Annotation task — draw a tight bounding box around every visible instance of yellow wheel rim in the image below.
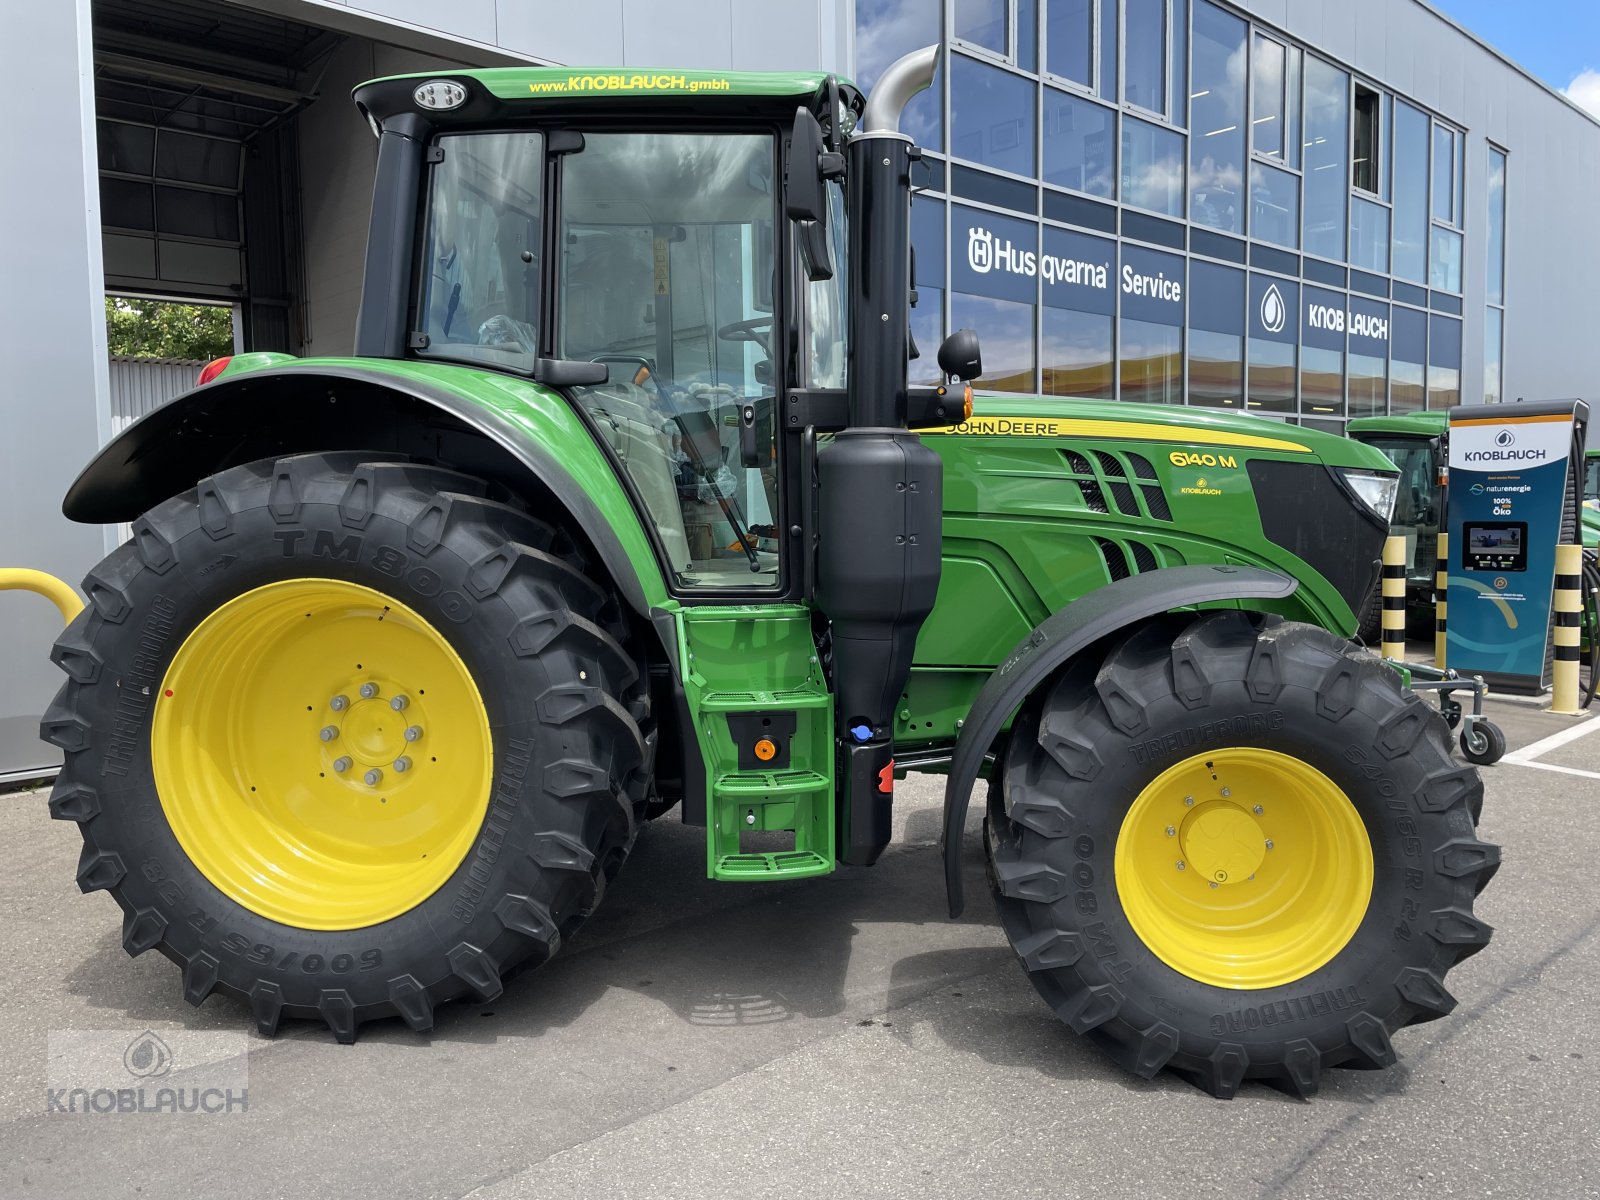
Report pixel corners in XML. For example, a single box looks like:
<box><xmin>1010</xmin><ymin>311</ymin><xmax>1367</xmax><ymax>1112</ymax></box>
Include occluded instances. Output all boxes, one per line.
<box><xmin>152</xmin><ymin>579</ymin><xmax>493</xmax><ymax>931</ymax></box>
<box><xmin>1114</xmin><ymin>748</ymin><xmax>1374</xmax><ymax>989</ymax></box>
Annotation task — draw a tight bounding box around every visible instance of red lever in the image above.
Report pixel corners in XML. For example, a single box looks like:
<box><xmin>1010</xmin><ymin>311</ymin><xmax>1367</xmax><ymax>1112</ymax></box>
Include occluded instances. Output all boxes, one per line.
<box><xmin>877</xmin><ymin>760</ymin><xmax>894</xmax><ymax>793</ymax></box>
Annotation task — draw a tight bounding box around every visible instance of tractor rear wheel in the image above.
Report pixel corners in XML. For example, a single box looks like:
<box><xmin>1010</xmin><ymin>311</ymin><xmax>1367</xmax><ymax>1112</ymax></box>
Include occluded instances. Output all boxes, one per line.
<box><xmin>986</xmin><ymin>611</ymin><xmax>1496</xmax><ymax>1097</ymax></box>
<box><xmin>44</xmin><ymin>452</ymin><xmax>651</xmax><ymax>1041</ymax></box>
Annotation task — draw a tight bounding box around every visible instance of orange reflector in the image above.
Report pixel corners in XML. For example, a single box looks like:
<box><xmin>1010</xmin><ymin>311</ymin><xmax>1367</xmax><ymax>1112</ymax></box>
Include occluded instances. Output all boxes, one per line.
<box><xmin>962</xmin><ymin>386</ymin><xmax>973</xmax><ymax>420</ymax></box>
<box><xmin>877</xmin><ymin>761</ymin><xmax>894</xmax><ymax>793</ymax></box>
<box><xmin>753</xmin><ymin>737</ymin><xmax>777</xmax><ymax>762</ymax></box>
<box><xmin>197</xmin><ymin>356</ymin><xmax>232</xmax><ymax>386</ymax></box>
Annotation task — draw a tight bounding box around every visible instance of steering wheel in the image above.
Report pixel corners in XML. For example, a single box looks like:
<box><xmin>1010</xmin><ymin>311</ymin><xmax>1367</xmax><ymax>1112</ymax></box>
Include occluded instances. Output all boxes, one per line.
<box><xmin>716</xmin><ymin>316</ymin><xmax>774</xmax><ymax>356</ymax></box>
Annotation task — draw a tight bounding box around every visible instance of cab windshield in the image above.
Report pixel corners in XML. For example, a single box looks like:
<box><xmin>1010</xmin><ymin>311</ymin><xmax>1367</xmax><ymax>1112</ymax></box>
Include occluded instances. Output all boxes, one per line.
<box><xmin>1367</xmin><ymin>436</ymin><xmax>1438</xmax><ymax>583</ymax></box>
<box><xmin>557</xmin><ymin>131</ymin><xmax>781</xmax><ymax>589</ymax></box>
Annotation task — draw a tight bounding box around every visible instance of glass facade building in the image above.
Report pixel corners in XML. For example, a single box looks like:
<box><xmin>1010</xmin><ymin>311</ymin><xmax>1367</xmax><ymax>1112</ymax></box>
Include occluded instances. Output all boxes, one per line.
<box><xmin>856</xmin><ymin>0</ymin><xmax>1508</xmax><ymax>432</ymax></box>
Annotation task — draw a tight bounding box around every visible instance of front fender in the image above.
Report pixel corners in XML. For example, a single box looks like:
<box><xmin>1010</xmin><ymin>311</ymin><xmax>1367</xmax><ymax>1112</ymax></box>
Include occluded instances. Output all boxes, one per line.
<box><xmin>940</xmin><ymin>564</ymin><xmax>1298</xmax><ymax>917</ymax></box>
<box><xmin>64</xmin><ymin>359</ymin><xmax>670</xmax><ymax>618</ymax></box>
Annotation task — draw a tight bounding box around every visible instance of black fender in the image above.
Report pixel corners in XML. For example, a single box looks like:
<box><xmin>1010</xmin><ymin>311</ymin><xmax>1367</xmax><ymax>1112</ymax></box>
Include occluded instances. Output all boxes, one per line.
<box><xmin>63</xmin><ymin>362</ymin><xmax>657</xmax><ymax>620</ymax></box>
<box><xmin>940</xmin><ymin>565</ymin><xmax>1298</xmax><ymax>917</ymax></box>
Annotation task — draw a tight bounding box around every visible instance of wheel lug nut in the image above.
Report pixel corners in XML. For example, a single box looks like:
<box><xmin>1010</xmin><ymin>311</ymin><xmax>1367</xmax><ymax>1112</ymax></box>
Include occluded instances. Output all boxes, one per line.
<box><xmin>1209</xmin><ymin>881</ymin><xmax>1219</xmax><ymax>889</ymax></box>
<box><xmin>1252</xmin><ymin>804</ymin><xmax>1264</xmax><ymax>815</ymax></box>
<box><xmin>1221</xmin><ymin>787</ymin><xmax>1231</xmax><ymax>798</ymax></box>
<box><xmin>1265</xmin><ymin>839</ymin><xmax>1275</xmax><ymax>851</ymax></box>
<box><xmin>390</xmin><ymin>695</ymin><xmax>410</xmax><ymax>711</ymax></box>
<box><xmin>330</xmin><ymin>695</ymin><xmax>349</xmax><ymax>712</ymax></box>
<box><xmin>393</xmin><ymin>756</ymin><xmax>411</xmax><ymax>773</ymax></box>
<box><xmin>319</xmin><ymin>726</ymin><xmax>339</xmax><ymax>742</ymax></box>
<box><xmin>1165</xmin><ymin>825</ymin><xmax>1176</xmax><ymax>837</ymax></box>
<box><xmin>332</xmin><ymin>756</ymin><xmax>352</xmax><ymax>773</ymax></box>
<box><xmin>1183</xmin><ymin>796</ymin><xmax>1194</xmax><ymax>807</ymax></box>
<box><xmin>364</xmin><ymin>768</ymin><xmax>383</xmax><ymax>786</ymax></box>
<box><xmin>404</xmin><ymin>725</ymin><xmax>423</xmax><ymax>742</ymax></box>
<box><xmin>359</xmin><ymin>682</ymin><xmax>379</xmax><ymax>699</ymax></box>
<box><xmin>1175</xmin><ymin>860</ymin><xmax>1186</xmax><ymax>871</ymax></box>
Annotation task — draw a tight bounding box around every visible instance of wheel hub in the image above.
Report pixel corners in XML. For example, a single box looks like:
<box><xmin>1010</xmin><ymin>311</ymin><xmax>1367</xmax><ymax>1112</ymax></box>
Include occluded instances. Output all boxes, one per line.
<box><xmin>322</xmin><ymin>679</ymin><xmax>425</xmax><ymax>785</ymax></box>
<box><xmin>1180</xmin><ymin>801</ymin><xmax>1266</xmax><ymax>885</ymax></box>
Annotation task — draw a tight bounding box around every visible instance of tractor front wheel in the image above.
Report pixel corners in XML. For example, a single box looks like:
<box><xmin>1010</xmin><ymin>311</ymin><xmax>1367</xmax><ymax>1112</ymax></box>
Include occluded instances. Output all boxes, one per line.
<box><xmin>44</xmin><ymin>453</ymin><xmax>651</xmax><ymax>1040</ymax></box>
<box><xmin>986</xmin><ymin>611</ymin><xmax>1496</xmax><ymax>1097</ymax></box>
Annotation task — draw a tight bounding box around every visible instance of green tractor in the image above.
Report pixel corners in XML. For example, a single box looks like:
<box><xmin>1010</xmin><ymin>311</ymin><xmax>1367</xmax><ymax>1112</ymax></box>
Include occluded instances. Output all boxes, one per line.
<box><xmin>1345</xmin><ymin>413</ymin><xmax>1450</xmax><ymax>643</ymax></box>
<box><xmin>38</xmin><ymin>51</ymin><xmax>1494</xmax><ymax>1099</ymax></box>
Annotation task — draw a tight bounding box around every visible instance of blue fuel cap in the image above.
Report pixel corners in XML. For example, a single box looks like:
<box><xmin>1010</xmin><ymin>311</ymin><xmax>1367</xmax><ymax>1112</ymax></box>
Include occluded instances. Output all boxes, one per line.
<box><xmin>850</xmin><ymin>724</ymin><xmax>873</xmax><ymax>743</ymax></box>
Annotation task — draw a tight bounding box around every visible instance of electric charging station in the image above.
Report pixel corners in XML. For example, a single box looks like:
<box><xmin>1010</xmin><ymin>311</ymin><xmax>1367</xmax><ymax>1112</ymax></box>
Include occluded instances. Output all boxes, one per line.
<box><xmin>1445</xmin><ymin>400</ymin><xmax>1589</xmax><ymax>693</ymax></box>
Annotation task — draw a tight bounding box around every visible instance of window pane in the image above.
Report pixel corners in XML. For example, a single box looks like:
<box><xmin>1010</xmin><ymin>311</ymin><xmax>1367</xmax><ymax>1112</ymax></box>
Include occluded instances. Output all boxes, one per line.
<box><xmin>1285</xmin><ymin>47</ymin><xmax>1302</xmax><ymax>170</ymax></box>
<box><xmin>1250</xmin><ymin>161</ymin><xmax>1300</xmax><ymax>248</ymax></box>
<box><xmin>155</xmin><ymin>186</ymin><xmax>238</xmax><ymax>241</ymax></box>
<box><xmin>1432</xmin><ymin>124</ymin><xmax>1456</xmax><ymax>223</ymax></box>
<box><xmin>1349</xmin><ymin>351</ymin><xmax>1387</xmax><ymax>417</ymax></box>
<box><xmin>1248</xmin><ymin>338</ymin><xmax>1296</xmax><ymax>411</ymax></box>
<box><xmin>857</xmin><ymin>0</ymin><xmax>944</xmax><ymax>150</ymax></box>
<box><xmin>1484</xmin><ymin>307</ymin><xmax>1503</xmax><ymax>405</ymax></box>
<box><xmin>1189</xmin><ymin>1</ymin><xmax>1247</xmax><ymax>234</ymax></box>
<box><xmin>1018</xmin><ymin>0</ymin><xmax>1038</xmax><ymax>71</ymax></box>
<box><xmin>956</xmin><ymin>0</ymin><xmax>1008</xmax><ymax>53</ymax></box>
<box><xmin>1303</xmin><ymin>57</ymin><xmax>1350</xmax><ymax>261</ymax></box>
<box><xmin>1120</xmin><ymin>319</ymin><xmax>1183</xmax><ymax>404</ymax></box>
<box><xmin>1190</xmin><ymin>329</ymin><xmax>1244</xmax><ymax>407</ymax></box>
<box><xmin>1126</xmin><ymin>0</ymin><xmax>1168</xmax><ymax>115</ymax></box>
<box><xmin>1429</xmin><ymin>315</ymin><xmax>1462</xmax><ymax>410</ymax></box>
<box><xmin>1252</xmin><ymin>36</ymin><xmax>1286</xmax><ymax>161</ymax></box>
<box><xmin>1352</xmin><ymin>85</ymin><xmax>1380</xmax><ymax>195</ymax></box>
<box><xmin>1043</xmin><ymin>88</ymin><xmax>1115</xmax><ymax>196</ymax></box>
<box><xmin>952</xmin><ymin>56</ymin><xmax>1037</xmax><ymax>177</ymax></box>
<box><xmin>1392</xmin><ymin>102</ymin><xmax>1429</xmax><ymax>284</ymax></box>
<box><xmin>1046</xmin><ymin>0</ymin><xmax>1093</xmax><ymax>83</ymax></box>
<box><xmin>1430</xmin><ymin>226</ymin><xmax>1463</xmax><ymax>293</ymax></box>
<box><xmin>97</xmin><ymin>121</ymin><xmax>154</xmax><ymax>175</ymax></box>
<box><xmin>953</xmin><ymin>292</ymin><xmax>1037</xmax><ymax>391</ymax></box>
<box><xmin>1302</xmin><ymin>345</ymin><xmax>1345</xmax><ymax>417</ymax></box>
<box><xmin>1043</xmin><ymin>307</ymin><xmax>1115</xmax><ymax>397</ymax></box>
<box><xmin>1171</xmin><ymin>0</ymin><xmax>1189</xmax><ymax>126</ymax></box>
<box><xmin>1123</xmin><ymin>116</ymin><xmax>1186</xmax><ymax>216</ymax></box>
<box><xmin>1390</xmin><ymin>306</ymin><xmax>1427</xmax><ymax>413</ymax></box>
<box><xmin>100</xmin><ymin>177</ymin><xmax>154</xmax><ymax>231</ymax></box>
<box><xmin>1488</xmin><ymin>147</ymin><xmax>1507</xmax><ymax>306</ymax></box>
<box><xmin>1099</xmin><ymin>0</ymin><xmax>1117</xmax><ymax>100</ymax></box>
<box><xmin>156</xmin><ymin>131</ymin><xmax>241</xmax><ymax>189</ymax></box>
<box><xmin>1350</xmin><ymin>196</ymin><xmax>1390</xmax><ymax>273</ymax></box>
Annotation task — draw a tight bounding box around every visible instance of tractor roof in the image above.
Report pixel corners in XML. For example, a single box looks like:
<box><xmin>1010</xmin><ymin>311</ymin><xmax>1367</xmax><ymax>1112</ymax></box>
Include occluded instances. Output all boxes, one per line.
<box><xmin>354</xmin><ymin>66</ymin><xmax>859</xmax><ymax>126</ymax></box>
<box><xmin>1346</xmin><ymin>412</ymin><xmax>1448</xmax><ymax>439</ymax></box>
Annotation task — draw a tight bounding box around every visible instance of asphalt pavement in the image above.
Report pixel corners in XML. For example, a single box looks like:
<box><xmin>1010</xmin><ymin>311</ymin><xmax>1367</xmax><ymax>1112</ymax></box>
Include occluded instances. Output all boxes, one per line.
<box><xmin>1</xmin><ymin>682</ymin><xmax>1597</xmax><ymax>1200</ymax></box>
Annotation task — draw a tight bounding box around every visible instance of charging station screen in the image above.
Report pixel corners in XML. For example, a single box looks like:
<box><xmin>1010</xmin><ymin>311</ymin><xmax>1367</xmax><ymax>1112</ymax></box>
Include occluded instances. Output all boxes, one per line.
<box><xmin>1464</xmin><ymin>521</ymin><xmax>1528</xmax><ymax>573</ymax></box>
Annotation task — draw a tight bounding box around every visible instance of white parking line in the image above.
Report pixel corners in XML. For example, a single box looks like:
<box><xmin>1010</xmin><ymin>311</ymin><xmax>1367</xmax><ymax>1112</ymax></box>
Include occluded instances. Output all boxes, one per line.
<box><xmin>1503</xmin><ymin>714</ymin><xmax>1600</xmax><ymax>763</ymax></box>
<box><xmin>1500</xmin><ymin>713</ymin><xmax>1600</xmax><ymax>780</ymax></box>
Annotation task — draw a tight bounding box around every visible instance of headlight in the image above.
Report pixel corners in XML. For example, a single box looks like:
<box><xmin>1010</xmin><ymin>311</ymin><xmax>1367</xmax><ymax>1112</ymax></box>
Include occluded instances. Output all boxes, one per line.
<box><xmin>1338</xmin><ymin>468</ymin><xmax>1400</xmax><ymax>525</ymax></box>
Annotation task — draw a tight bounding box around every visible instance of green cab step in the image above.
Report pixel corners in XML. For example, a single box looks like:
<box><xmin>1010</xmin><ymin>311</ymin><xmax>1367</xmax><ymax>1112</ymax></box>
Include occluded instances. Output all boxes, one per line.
<box><xmin>713</xmin><ymin>769</ymin><xmax>830</xmax><ymax>797</ymax></box>
<box><xmin>713</xmin><ymin>850</ymin><xmax>833</xmax><ymax>880</ymax></box>
<box><xmin>699</xmin><ymin>688</ymin><xmax>832</xmax><ymax>712</ymax></box>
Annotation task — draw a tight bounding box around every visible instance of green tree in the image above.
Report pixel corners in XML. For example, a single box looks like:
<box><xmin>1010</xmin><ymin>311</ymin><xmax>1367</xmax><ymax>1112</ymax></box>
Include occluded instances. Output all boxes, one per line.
<box><xmin>105</xmin><ymin>296</ymin><xmax>234</xmax><ymax>360</ymax></box>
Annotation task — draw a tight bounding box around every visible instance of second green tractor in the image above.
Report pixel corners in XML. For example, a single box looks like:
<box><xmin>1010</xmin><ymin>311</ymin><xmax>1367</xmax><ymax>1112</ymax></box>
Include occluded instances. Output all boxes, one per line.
<box><xmin>41</xmin><ymin>50</ymin><xmax>1495</xmax><ymax>1099</ymax></box>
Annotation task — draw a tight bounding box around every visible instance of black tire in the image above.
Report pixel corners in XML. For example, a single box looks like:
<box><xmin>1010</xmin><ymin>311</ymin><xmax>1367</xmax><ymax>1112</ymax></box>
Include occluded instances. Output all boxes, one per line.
<box><xmin>43</xmin><ymin>452</ymin><xmax>653</xmax><ymax>1042</ymax></box>
<box><xmin>1353</xmin><ymin>581</ymin><xmax>1384</xmax><ymax>646</ymax></box>
<box><xmin>1459</xmin><ymin>721</ymin><xmax>1507</xmax><ymax>766</ymax></box>
<box><xmin>986</xmin><ymin>611</ymin><xmax>1497</xmax><ymax>1098</ymax></box>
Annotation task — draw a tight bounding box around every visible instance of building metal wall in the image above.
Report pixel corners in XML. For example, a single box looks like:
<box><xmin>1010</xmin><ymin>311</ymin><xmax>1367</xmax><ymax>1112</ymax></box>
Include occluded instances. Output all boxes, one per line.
<box><xmin>1</xmin><ymin>0</ymin><xmax>118</xmax><ymax>779</ymax></box>
<box><xmin>107</xmin><ymin>358</ymin><xmax>208</xmax><ymax>432</ymax></box>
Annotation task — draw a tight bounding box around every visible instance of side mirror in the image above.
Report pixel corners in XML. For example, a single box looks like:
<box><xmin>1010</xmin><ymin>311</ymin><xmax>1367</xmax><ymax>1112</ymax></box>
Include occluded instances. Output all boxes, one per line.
<box><xmin>937</xmin><ymin>329</ymin><xmax>983</xmax><ymax>382</ymax></box>
<box><xmin>787</xmin><ymin>108</ymin><xmax>834</xmax><ymax>282</ymax></box>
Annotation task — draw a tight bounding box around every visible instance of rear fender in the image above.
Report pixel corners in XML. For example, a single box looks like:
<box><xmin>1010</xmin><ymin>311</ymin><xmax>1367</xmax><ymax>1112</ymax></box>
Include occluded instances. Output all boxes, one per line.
<box><xmin>940</xmin><ymin>565</ymin><xmax>1298</xmax><ymax>917</ymax></box>
<box><xmin>63</xmin><ymin>362</ymin><xmax>670</xmax><ymax>620</ymax></box>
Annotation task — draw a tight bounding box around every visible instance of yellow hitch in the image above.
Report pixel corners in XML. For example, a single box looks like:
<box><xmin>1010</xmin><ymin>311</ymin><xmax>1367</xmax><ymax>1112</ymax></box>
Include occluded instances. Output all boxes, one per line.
<box><xmin>0</xmin><ymin>569</ymin><xmax>84</xmax><ymax>625</ymax></box>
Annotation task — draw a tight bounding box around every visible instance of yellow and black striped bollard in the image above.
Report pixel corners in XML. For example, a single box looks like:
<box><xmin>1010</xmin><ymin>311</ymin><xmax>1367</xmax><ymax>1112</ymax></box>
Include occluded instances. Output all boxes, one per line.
<box><xmin>1434</xmin><ymin>532</ymin><xmax>1449</xmax><ymax>668</ymax></box>
<box><xmin>1552</xmin><ymin>543</ymin><xmax>1584</xmax><ymax>714</ymax></box>
<box><xmin>1381</xmin><ymin>535</ymin><xmax>1407</xmax><ymax>662</ymax></box>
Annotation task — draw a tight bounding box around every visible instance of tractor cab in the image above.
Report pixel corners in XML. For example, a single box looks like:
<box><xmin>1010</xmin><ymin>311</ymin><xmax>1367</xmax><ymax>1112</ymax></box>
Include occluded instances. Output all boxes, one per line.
<box><xmin>1348</xmin><ymin>412</ymin><xmax>1448</xmax><ymax>597</ymax></box>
